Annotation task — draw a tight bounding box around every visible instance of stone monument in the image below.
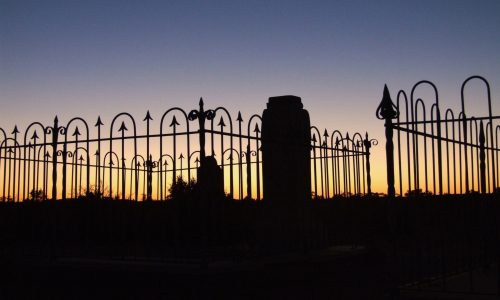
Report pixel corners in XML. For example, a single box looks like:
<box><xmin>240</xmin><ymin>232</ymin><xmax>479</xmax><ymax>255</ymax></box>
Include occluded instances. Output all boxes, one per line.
<box><xmin>261</xmin><ymin>95</ymin><xmax>311</xmax><ymax>206</ymax></box>
<box><xmin>260</xmin><ymin>95</ymin><xmax>314</xmax><ymax>252</ymax></box>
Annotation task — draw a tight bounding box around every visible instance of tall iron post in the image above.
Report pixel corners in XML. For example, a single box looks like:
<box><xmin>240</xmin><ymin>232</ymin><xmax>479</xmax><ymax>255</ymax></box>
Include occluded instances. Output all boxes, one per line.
<box><xmin>376</xmin><ymin>85</ymin><xmax>399</xmax><ymax>197</ymax></box>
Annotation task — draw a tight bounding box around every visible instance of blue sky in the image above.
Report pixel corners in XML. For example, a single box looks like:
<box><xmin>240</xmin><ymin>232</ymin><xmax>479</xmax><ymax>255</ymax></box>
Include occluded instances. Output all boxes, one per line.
<box><xmin>1</xmin><ymin>0</ymin><xmax>499</xmax><ymax>192</ymax></box>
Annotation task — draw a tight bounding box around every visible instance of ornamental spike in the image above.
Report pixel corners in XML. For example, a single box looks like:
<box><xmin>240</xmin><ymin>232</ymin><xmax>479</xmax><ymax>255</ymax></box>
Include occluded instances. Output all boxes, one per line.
<box><xmin>254</xmin><ymin>123</ymin><xmax>260</xmax><ymax>133</ymax></box>
<box><xmin>95</xmin><ymin>116</ymin><xmax>104</xmax><ymax>127</ymax></box>
<box><xmin>169</xmin><ymin>116</ymin><xmax>180</xmax><ymax>127</ymax></box>
<box><xmin>72</xmin><ymin>126</ymin><xmax>81</xmax><ymax>137</ymax></box>
<box><xmin>217</xmin><ymin>116</ymin><xmax>226</xmax><ymax>127</ymax></box>
<box><xmin>31</xmin><ymin>131</ymin><xmax>39</xmax><ymax>140</ymax></box>
<box><xmin>118</xmin><ymin>121</ymin><xmax>128</xmax><ymax>132</ymax></box>
<box><xmin>144</xmin><ymin>110</ymin><xmax>153</xmax><ymax>121</ymax></box>
<box><xmin>376</xmin><ymin>84</ymin><xmax>398</xmax><ymax>120</ymax></box>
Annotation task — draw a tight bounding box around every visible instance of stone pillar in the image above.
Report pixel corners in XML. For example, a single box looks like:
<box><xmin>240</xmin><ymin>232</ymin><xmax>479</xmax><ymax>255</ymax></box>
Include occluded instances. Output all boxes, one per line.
<box><xmin>261</xmin><ymin>96</ymin><xmax>311</xmax><ymax>205</ymax></box>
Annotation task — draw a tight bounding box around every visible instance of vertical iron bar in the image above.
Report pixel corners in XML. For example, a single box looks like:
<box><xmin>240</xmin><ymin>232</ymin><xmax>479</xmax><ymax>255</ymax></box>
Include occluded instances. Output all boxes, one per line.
<box><xmin>330</xmin><ymin>143</ymin><xmax>338</xmax><ymax>197</ymax></box>
<box><xmin>256</xmin><ymin>128</ymin><xmax>261</xmax><ymax>201</ymax></box>
<box><xmin>312</xmin><ymin>136</ymin><xmax>317</xmax><ymax>198</ymax></box>
<box><xmin>238</xmin><ymin>112</ymin><xmax>243</xmax><ymax>200</ymax></box>
<box><xmin>385</xmin><ymin>117</ymin><xmax>396</xmax><ymax>197</ymax></box>
<box><xmin>364</xmin><ymin>133</ymin><xmax>372</xmax><ymax>195</ymax></box>
<box><xmin>480</xmin><ymin>121</ymin><xmax>486</xmax><ymax>194</ymax></box>
<box><xmin>323</xmin><ymin>140</ymin><xmax>329</xmax><ymax>198</ymax></box>
<box><xmin>96</xmin><ymin>117</ymin><xmax>103</xmax><ymax>196</ymax></box>
<box><xmin>26</xmin><ymin>145</ymin><xmax>31</xmax><ymax>200</ymax></box>
<box><xmin>51</xmin><ymin>117</ymin><xmax>59</xmax><ymax>200</ymax></box>
<box><xmin>145</xmin><ymin>111</ymin><xmax>152</xmax><ymax>200</ymax></box>
<box><xmin>120</xmin><ymin>122</ymin><xmax>126</xmax><ymax>200</ymax></box>
<box><xmin>7</xmin><ymin>149</ymin><xmax>12</xmax><ymax>201</ymax></box>
<box><xmin>246</xmin><ymin>144</ymin><xmax>251</xmax><ymax>199</ymax></box>
<box><xmin>12</xmin><ymin>127</ymin><xmax>18</xmax><ymax>201</ymax></box>
<box><xmin>319</xmin><ymin>141</ymin><xmax>324</xmax><ymax>198</ymax></box>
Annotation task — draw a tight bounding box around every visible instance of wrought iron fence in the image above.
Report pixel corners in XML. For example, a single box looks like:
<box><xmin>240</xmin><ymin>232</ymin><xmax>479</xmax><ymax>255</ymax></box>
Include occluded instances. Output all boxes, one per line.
<box><xmin>310</xmin><ymin>128</ymin><xmax>376</xmax><ymax>198</ymax></box>
<box><xmin>0</xmin><ymin>99</ymin><xmax>374</xmax><ymax>202</ymax></box>
<box><xmin>378</xmin><ymin>75</ymin><xmax>500</xmax><ymax>196</ymax></box>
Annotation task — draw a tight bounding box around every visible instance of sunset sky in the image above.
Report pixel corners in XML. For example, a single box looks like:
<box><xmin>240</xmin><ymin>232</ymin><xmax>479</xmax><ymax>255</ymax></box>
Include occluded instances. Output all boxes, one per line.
<box><xmin>1</xmin><ymin>0</ymin><xmax>499</xmax><ymax>194</ymax></box>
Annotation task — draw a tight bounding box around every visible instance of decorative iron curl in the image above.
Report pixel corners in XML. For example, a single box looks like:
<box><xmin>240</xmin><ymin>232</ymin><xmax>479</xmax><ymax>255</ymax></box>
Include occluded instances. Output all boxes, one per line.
<box><xmin>57</xmin><ymin>150</ymin><xmax>73</xmax><ymax>158</ymax></box>
<box><xmin>44</xmin><ymin>125</ymin><xmax>66</xmax><ymax>135</ymax></box>
<box><xmin>188</xmin><ymin>101</ymin><xmax>216</xmax><ymax>122</ymax></box>
<box><xmin>242</xmin><ymin>150</ymin><xmax>257</xmax><ymax>158</ymax></box>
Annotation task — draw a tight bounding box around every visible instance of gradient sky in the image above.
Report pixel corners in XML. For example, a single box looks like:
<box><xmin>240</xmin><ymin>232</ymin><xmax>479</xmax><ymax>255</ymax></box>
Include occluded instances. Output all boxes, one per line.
<box><xmin>1</xmin><ymin>0</ymin><xmax>499</xmax><ymax>193</ymax></box>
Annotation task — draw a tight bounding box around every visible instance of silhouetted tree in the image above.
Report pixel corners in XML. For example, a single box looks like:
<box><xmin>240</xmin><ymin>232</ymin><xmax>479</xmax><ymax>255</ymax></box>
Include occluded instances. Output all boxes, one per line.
<box><xmin>167</xmin><ymin>176</ymin><xmax>197</xmax><ymax>201</ymax></box>
<box><xmin>29</xmin><ymin>189</ymin><xmax>46</xmax><ymax>201</ymax></box>
<box><xmin>404</xmin><ymin>189</ymin><xmax>433</xmax><ymax>197</ymax></box>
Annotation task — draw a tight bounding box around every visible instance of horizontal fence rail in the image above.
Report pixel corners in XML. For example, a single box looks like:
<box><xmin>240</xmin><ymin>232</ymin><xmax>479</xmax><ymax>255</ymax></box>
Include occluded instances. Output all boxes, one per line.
<box><xmin>377</xmin><ymin>76</ymin><xmax>499</xmax><ymax>196</ymax></box>
<box><xmin>0</xmin><ymin>99</ymin><xmax>375</xmax><ymax>202</ymax></box>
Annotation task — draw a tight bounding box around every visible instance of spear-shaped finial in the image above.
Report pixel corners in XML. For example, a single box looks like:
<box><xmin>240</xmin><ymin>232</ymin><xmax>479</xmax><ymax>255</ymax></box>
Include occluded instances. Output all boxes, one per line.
<box><xmin>72</xmin><ymin>126</ymin><xmax>81</xmax><ymax>137</ymax></box>
<box><xmin>376</xmin><ymin>84</ymin><xmax>399</xmax><ymax>120</ymax></box>
<box><xmin>144</xmin><ymin>110</ymin><xmax>153</xmax><ymax>121</ymax></box>
<box><xmin>169</xmin><ymin>116</ymin><xmax>180</xmax><ymax>127</ymax></box>
<box><xmin>118</xmin><ymin>121</ymin><xmax>128</xmax><ymax>132</ymax></box>
<box><xmin>218</xmin><ymin>116</ymin><xmax>226</xmax><ymax>127</ymax></box>
<box><xmin>254</xmin><ymin>123</ymin><xmax>260</xmax><ymax>133</ymax></box>
<box><xmin>95</xmin><ymin>116</ymin><xmax>104</xmax><ymax>127</ymax></box>
<box><xmin>199</xmin><ymin>97</ymin><xmax>204</xmax><ymax>111</ymax></box>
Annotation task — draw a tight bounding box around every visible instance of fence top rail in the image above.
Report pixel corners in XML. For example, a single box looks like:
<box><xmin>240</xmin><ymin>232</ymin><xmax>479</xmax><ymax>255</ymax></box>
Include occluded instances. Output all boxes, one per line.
<box><xmin>393</xmin><ymin>115</ymin><xmax>500</xmax><ymax>126</ymax></box>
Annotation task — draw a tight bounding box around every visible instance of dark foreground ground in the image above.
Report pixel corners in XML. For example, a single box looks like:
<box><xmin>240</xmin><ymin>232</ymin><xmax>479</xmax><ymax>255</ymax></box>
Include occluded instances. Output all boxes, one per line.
<box><xmin>1</xmin><ymin>246</ymin><xmax>390</xmax><ymax>300</ymax></box>
<box><xmin>1</xmin><ymin>195</ymin><xmax>499</xmax><ymax>299</ymax></box>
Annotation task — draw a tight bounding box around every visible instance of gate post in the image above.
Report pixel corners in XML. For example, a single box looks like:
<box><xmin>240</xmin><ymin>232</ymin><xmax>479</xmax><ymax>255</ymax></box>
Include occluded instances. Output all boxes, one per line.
<box><xmin>376</xmin><ymin>85</ymin><xmax>399</xmax><ymax>197</ymax></box>
<box><xmin>261</xmin><ymin>95</ymin><xmax>311</xmax><ymax>204</ymax></box>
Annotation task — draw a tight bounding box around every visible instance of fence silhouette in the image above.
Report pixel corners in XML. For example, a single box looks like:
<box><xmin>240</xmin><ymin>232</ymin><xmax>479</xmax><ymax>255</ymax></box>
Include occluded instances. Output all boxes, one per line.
<box><xmin>378</xmin><ymin>75</ymin><xmax>500</xmax><ymax>197</ymax></box>
<box><xmin>0</xmin><ymin>98</ymin><xmax>374</xmax><ymax>202</ymax></box>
